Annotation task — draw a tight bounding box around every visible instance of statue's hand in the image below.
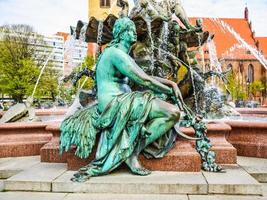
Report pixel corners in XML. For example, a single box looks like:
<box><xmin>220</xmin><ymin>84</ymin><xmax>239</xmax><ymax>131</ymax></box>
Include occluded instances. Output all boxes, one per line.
<box><xmin>170</xmin><ymin>81</ymin><xmax>184</xmax><ymax>111</ymax></box>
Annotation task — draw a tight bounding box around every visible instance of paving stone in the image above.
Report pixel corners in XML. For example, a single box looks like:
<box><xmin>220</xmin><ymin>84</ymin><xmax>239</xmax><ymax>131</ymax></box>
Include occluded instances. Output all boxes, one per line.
<box><xmin>0</xmin><ymin>156</ymin><xmax>40</xmax><ymax>179</ymax></box>
<box><xmin>4</xmin><ymin>163</ymin><xmax>67</xmax><ymax>192</ymax></box>
<box><xmin>263</xmin><ymin>183</ymin><xmax>267</xmax><ymax>197</ymax></box>
<box><xmin>0</xmin><ymin>192</ymin><xmax>67</xmax><ymax>200</ymax></box>
<box><xmin>0</xmin><ymin>180</ymin><xmax>4</xmax><ymax>191</ymax></box>
<box><xmin>64</xmin><ymin>193</ymin><xmax>188</xmax><ymax>200</ymax></box>
<box><xmin>0</xmin><ymin>157</ymin><xmax>12</xmax><ymax>165</ymax></box>
<box><xmin>189</xmin><ymin>195</ymin><xmax>267</xmax><ymax>200</ymax></box>
<box><xmin>53</xmin><ymin>170</ymin><xmax>207</xmax><ymax>194</ymax></box>
<box><xmin>202</xmin><ymin>166</ymin><xmax>262</xmax><ymax>195</ymax></box>
<box><xmin>238</xmin><ymin>156</ymin><xmax>267</xmax><ymax>183</ymax></box>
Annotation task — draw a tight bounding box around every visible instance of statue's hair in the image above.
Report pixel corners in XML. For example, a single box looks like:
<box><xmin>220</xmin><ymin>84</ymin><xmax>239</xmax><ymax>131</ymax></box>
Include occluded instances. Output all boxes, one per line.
<box><xmin>95</xmin><ymin>17</ymin><xmax>135</xmax><ymax>93</ymax></box>
<box><xmin>108</xmin><ymin>17</ymin><xmax>135</xmax><ymax>47</ymax></box>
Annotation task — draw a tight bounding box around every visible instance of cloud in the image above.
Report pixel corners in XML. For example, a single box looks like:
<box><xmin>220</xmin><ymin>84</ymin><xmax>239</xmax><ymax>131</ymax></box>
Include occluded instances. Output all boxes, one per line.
<box><xmin>0</xmin><ymin>0</ymin><xmax>88</xmax><ymax>35</ymax></box>
<box><xmin>0</xmin><ymin>0</ymin><xmax>266</xmax><ymax>36</ymax></box>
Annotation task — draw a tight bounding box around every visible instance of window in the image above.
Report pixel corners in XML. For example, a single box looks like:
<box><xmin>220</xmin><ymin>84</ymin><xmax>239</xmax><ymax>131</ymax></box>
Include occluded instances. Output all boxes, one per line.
<box><xmin>100</xmin><ymin>0</ymin><xmax>110</xmax><ymax>7</ymax></box>
<box><xmin>239</xmin><ymin>62</ymin><xmax>244</xmax><ymax>74</ymax></box>
<box><xmin>227</xmin><ymin>63</ymin><xmax>233</xmax><ymax>71</ymax></box>
<box><xmin>247</xmin><ymin>64</ymin><xmax>254</xmax><ymax>83</ymax></box>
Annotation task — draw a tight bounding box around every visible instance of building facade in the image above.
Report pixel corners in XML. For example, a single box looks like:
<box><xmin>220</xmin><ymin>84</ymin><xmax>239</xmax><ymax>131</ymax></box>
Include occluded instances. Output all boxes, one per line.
<box><xmin>87</xmin><ymin>0</ymin><xmax>267</xmax><ymax>103</ymax></box>
<box><xmin>89</xmin><ymin>0</ymin><xmax>121</xmax><ymax>20</ymax></box>
<box><xmin>0</xmin><ymin>29</ymin><xmax>65</xmax><ymax>74</ymax></box>
<box><xmin>190</xmin><ymin>9</ymin><xmax>267</xmax><ymax>103</ymax></box>
<box><xmin>56</xmin><ymin>32</ymin><xmax>88</xmax><ymax>77</ymax></box>
<box><xmin>43</xmin><ymin>35</ymin><xmax>65</xmax><ymax>73</ymax></box>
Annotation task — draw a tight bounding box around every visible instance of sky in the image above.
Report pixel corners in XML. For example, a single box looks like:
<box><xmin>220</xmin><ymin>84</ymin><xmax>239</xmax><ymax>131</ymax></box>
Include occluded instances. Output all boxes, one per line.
<box><xmin>0</xmin><ymin>0</ymin><xmax>267</xmax><ymax>36</ymax></box>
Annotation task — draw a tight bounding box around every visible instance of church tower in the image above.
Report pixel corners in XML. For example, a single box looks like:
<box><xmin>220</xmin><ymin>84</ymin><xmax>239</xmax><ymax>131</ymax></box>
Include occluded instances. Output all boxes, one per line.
<box><xmin>88</xmin><ymin>0</ymin><xmax>120</xmax><ymax>20</ymax></box>
<box><xmin>244</xmin><ymin>5</ymin><xmax>249</xmax><ymax>21</ymax></box>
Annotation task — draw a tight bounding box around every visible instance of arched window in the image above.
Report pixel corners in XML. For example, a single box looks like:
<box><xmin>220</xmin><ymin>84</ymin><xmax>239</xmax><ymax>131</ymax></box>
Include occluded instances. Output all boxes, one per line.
<box><xmin>239</xmin><ymin>62</ymin><xmax>244</xmax><ymax>74</ymax></box>
<box><xmin>247</xmin><ymin>64</ymin><xmax>254</xmax><ymax>83</ymax></box>
<box><xmin>100</xmin><ymin>0</ymin><xmax>110</xmax><ymax>7</ymax></box>
<box><xmin>227</xmin><ymin>63</ymin><xmax>233</xmax><ymax>71</ymax></box>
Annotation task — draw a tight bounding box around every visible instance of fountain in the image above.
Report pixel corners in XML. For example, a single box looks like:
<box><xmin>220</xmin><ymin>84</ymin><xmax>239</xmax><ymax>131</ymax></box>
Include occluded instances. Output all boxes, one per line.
<box><xmin>0</xmin><ymin>0</ymin><xmax>266</xmax><ymax>178</ymax></box>
<box><xmin>0</xmin><ymin>48</ymin><xmax>56</xmax><ymax>123</ymax></box>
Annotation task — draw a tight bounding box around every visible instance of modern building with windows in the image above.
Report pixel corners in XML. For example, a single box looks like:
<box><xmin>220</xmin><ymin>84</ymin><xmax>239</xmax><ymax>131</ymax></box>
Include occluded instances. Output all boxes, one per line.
<box><xmin>0</xmin><ymin>29</ymin><xmax>65</xmax><ymax>75</ymax></box>
<box><xmin>42</xmin><ymin>35</ymin><xmax>65</xmax><ymax>74</ymax></box>
<box><xmin>56</xmin><ymin>32</ymin><xmax>88</xmax><ymax>77</ymax></box>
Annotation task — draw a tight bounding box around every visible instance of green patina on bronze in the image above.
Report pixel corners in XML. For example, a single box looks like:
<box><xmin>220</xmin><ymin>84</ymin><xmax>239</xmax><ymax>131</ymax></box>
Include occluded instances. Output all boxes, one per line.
<box><xmin>60</xmin><ymin>0</ymin><xmax>226</xmax><ymax>182</ymax></box>
<box><xmin>60</xmin><ymin>17</ymin><xmax>189</xmax><ymax>182</ymax></box>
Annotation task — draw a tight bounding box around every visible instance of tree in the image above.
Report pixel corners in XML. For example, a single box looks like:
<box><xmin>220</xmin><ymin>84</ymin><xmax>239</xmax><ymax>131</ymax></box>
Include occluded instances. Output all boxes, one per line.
<box><xmin>76</xmin><ymin>55</ymin><xmax>95</xmax><ymax>90</ymax></box>
<box><xmin>226</xmin><ymin>72</ymin><xmax>247</xmax><ymax>100</ymax></box>
<box><xmin>59</xmin><ymin>56</ymin><xmax>95</xmax><ymax>105</ymax></box>
<box><xmin>35</xmin><ymin>66</ymin><xmax>60</xmax><ymax>101</ymax></box>
<box><xmin>249</xmin><ymin>80</ymin><xmax>265</xmax><ymax>98</ymax></box>
<box><xmin>0</xmin><ymin>24</ymin><xmax>49</xmax><ymax>102</ymax></box>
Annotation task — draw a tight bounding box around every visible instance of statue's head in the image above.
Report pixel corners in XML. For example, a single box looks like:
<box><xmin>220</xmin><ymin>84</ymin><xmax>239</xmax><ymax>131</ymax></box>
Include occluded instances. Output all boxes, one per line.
<box><xmin>112</xmin><ymin>17</ymin><xmax>137</xmax><ymax>45</ymax></box>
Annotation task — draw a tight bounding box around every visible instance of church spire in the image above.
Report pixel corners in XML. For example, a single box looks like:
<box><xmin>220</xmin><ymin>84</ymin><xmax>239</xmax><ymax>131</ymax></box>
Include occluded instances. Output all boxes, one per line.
<box><xmin>244</xmin><ymin>4</ymin><xmax>249</xmax><ymax>21</ymax></box>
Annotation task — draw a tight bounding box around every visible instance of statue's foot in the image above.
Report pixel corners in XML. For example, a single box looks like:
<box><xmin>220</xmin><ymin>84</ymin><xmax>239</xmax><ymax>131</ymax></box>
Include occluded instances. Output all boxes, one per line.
<box><xmin>130</xmin><ymin>166</ymin><xmax>151</xmax><ymax>176</ymax></box>
<box><xmin>126</xmin><ymin>154</ymin><xmax>151</xmax><ymax>176</ymax></box>
<box><xmin>71</xmin><ymin>171</ymin><xmax>91</xmax><ymax>182</ymax></box>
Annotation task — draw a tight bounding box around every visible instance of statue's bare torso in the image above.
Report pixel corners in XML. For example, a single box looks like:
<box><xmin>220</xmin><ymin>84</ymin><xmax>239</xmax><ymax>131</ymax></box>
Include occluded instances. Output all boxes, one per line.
<box><xmin>96</xmin><ymin>47</ymin><xmax>132</xmax><ymax>112</ymax></box>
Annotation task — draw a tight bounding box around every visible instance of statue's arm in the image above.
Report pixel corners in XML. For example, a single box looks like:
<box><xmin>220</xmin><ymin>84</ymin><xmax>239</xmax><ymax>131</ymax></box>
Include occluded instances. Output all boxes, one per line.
<box><xmin>152</xmin><ymin>76</ymin><xmax>185</xmax><ymax>110</ymax></box>
<box><xmin>112</xmin><ymin>50</ymin><xmax>173</xmax><ymax>95</ymax></box>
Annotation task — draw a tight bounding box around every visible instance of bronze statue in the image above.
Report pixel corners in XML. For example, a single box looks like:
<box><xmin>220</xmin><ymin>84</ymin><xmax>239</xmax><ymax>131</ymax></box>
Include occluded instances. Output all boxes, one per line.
<box><xmin>130</xmin><ymin>0</ymin><xmax>194</xmax><ymax>30</ymax></box>
<box><xmin>60</xmin><ymin>1</ymin><xmax>226</xmax><ymax>182</ymax></box>
<box><xmin>60</xmin><ymin>17</ymin><xmax>191</xmax><ymax>182</ymax></box>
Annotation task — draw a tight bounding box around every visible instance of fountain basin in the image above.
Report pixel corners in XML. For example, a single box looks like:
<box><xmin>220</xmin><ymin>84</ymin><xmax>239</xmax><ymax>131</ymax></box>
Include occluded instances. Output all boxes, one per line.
<box><xmin>0</xmin><ymin>122</ymin><xmax>52</xmax><ymax>157</ymax></box>
<box><xmin>236</xmin><ymin>108</ymin><xmax>267</xmax><ymax>118</ymax></box>
<box><xmin>225</xmin><ymin>121</ymin><xmax>267</xmax><ymax>158</ymax></box>
<box><xmin>0</xmin><ymin>108</ymin><xmax>67</xmax><ymax>122</ymax></box>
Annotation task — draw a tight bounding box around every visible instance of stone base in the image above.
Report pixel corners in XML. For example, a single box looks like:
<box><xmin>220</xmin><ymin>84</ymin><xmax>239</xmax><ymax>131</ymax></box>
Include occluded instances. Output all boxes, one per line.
<box><xmin>139</xmin><ymin>140</ymin><xmax>201</xmax><ymax>172</ymax></box>
<box><xmin>0</xmin><ymin>123</ymin><xmax>52</xmax><ymax>158</ymax></box>
<box><xmin>226</xmin><ymin>121</ymin><xmax>267</xmax><ymax>158</ymax></box>
<box><xmin>41</xmin><ymin>122</ymin><xmax>237</xmax><ymax>172</ymax></box>
<box><xmin>40</xmin><ymin>141</ymin><xmax>68</xmax><ymax>163</ymax></box>
<box><xmin>180</xmin><ymin>122</ymin><xmax>237</xmax><ymax>164</ymax></box>
<box><xmin>40</xmin><ymin>123</ymin><xmax>67</xmax><ymax>163</ymax></box>
<box><xmin>67</xmin><ymin>140</ymin><xmax>201</xmax><ymax>172</ymax></box>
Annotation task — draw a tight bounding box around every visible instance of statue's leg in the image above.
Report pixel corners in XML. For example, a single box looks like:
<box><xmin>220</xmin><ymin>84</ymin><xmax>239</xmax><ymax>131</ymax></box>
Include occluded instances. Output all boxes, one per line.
<box><xmin>126</xmin><ymin>98</ymin><xmax>180</xmax><ymax>175</ymax></box>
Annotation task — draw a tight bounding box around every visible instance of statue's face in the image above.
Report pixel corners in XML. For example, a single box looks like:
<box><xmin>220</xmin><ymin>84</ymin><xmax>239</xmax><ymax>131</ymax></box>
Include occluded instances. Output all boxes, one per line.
<box><xmin>122</xmin><ymin>25</ymin><xmax>137</xmax><ymax>44</ymax></box>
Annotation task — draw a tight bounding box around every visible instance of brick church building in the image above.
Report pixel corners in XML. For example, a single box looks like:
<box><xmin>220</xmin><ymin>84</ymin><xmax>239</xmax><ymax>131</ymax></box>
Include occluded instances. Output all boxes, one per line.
<box><xmin>87</xmin><ymin>0</ymin><xmax>267</xmax><ymax>104</ymax></box>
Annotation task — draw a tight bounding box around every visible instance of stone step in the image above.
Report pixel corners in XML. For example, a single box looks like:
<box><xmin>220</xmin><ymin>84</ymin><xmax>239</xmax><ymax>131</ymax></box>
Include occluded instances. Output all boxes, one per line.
<box><xmin>1</xmin><ymin>193</ymin><xmax>267</xmax><ymax>200</ymax></box>
<box><xmin>0</xmin><ymin>180</ymin><xmax>4</xmax><ymax>192</ymax></box>
<box><xmin>1</xmin><ymin>192</ymin><xmax>266</xmax><ymax>200</ymax></box>
<box><xmin>3</xmin><ymin>162</ymin><xmax>262</xmax><ymax>195</ymax></box>
<box><xmin>238</xmin><ymin>156</ymin><xmax>267</xmax><ymax>183</ymax></box>
<box><xmin>5</xmin><ymin>163</ymin><xmax>67</xmax><ymax>192</ymax></box>
<box><xmin>64</xmin><ymin>193</ymin><xmax>188</xmax><ymax>200</ymax></box>
<box><xmin>203</xmin><ymin>165</ymin><xmax>262</xmax><ymax>195</ymax></box>
<box><xmin>0</xmin><ymin>192</ymin><xmax>188</xmax><ymax>200</ymax></box>
<box><xmin>188</xmin><ymin>195</ymin><xmax>266</xmax><ymax>200</ymax></box>
<box><xmin>52</xmin><ymin>170</ymin><xmax>207</xmax><ymax>194</ymax></box>
<box><xmin>0</xmin><ymin>192</ymin><xmax>67</xmax><ymax>200</ymax></box>
<box><xmin>0</xmin><ymin>156</ymin><xmax>40</xmax><ymax>179</ymax></box>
